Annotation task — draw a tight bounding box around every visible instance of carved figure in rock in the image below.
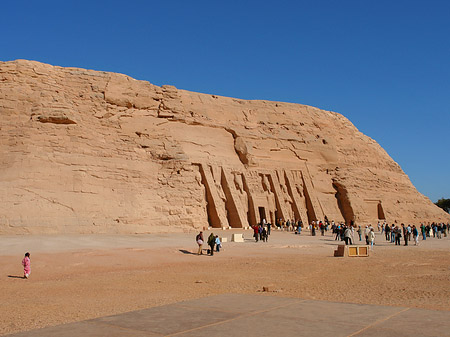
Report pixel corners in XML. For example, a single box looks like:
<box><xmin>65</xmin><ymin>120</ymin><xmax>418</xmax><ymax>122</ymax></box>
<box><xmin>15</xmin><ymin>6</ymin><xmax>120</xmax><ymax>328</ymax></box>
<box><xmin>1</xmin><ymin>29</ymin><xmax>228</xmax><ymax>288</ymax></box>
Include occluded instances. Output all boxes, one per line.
<box><xmin>234</xmin><ymin>173</ymin><xmax>249</xmax><ymax>220</ymax></box>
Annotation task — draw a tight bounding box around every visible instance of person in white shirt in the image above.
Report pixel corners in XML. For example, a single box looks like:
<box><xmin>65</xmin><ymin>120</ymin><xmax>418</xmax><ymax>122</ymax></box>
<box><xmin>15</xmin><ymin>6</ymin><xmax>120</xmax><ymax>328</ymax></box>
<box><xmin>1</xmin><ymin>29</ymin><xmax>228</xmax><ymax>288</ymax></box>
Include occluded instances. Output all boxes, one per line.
<box><xmin>368</xmin><ymin>228</ymin><xmax>375</xmax><ymax>250</ymax></box>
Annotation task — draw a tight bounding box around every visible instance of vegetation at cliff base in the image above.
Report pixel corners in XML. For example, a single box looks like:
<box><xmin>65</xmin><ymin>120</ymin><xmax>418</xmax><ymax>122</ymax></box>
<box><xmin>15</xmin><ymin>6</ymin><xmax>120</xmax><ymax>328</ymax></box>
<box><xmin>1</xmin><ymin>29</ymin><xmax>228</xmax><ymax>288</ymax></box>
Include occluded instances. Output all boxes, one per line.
<box><xmin>435</xmin><ymin>198</ymin><xmax>450</xmax><ymax>213</ymax></box>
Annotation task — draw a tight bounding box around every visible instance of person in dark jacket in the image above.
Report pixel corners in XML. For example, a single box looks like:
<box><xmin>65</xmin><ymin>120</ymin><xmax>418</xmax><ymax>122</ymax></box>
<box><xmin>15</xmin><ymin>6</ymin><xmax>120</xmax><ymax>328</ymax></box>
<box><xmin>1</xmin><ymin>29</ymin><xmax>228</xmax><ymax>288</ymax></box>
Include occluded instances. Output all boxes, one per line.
<box><xmin>207</xmin><ymin>233</ymin><xmax>216</xmax><ymax>255</ymax></box>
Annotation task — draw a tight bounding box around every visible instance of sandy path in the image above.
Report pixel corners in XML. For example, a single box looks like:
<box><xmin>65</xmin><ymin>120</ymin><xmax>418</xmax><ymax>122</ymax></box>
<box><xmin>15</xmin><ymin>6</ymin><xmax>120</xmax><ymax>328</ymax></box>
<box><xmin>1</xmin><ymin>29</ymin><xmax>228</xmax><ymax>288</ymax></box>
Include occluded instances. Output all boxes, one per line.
<box><xmin>0</xmin><ymin>230</ymin><xmax>449</xmax><ymax>335</ymax></box>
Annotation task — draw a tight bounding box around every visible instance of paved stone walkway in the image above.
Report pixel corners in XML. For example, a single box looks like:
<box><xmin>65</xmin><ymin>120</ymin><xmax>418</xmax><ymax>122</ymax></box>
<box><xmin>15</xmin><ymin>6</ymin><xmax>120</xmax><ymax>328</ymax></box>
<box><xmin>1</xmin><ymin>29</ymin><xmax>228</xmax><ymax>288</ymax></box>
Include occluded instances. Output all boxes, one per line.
<box><xmin>8</xmin><ymin>294</ymin><xmax>450</xmax><ymax>336</ymax></box>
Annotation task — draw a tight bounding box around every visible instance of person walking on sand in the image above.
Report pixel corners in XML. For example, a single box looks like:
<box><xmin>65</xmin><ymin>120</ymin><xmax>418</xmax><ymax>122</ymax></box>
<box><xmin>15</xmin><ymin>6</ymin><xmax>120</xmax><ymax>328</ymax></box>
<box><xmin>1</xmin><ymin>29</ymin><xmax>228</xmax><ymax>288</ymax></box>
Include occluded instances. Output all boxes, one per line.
<box><xmin>364</xmin><ymin>225</ymin><xmax>371</xmax><ymax>244</ymax></box>
<box><xmin>357</xmin><ymin>225</ymin><xmax>362</xmax><ymax>241</ymax></box>
<box><xmin>207</xmin><ymin>233</ymin><xmax>216</xmax><ymax>255</ymax></box>
<box><xmin>196</xmin><ymin>231</ymin><xmax>204</xmax><ymax>255</ymax></box>
<box><xmin>385</xmin><ymin>224</ymin><xmax>391</xmax><ymax>241</ymax></box>
<box><xmin>368</xmin><ymin>228</ymin><xmax>375</xmax><ymax>250</ymax></box>
<box><xmin>252</xmin><ymin>224</ymin><xmax>259</xmax><ymax>242</ymax></box>
<box><xmin>402</xmin><ymin>224</ymin><xmax>408</xmax><ymax>246</ymax></box>
<box><xmin>22</xmin><ymin>252</ymin><xmax>31</xmax><ymax>279</ymax></box>
<box><xmin>344</xmin><ymin>226</ymin><xmax>352</xmax><ymax>245</ymax></box>
<box><xmin>395</xmin><ymin>226</ymin><xmax>402</xmax><ymax>246</ymax></box>
<box><xmin>390</xmin><ymin>223</ymin><xmax>395</xmax><ymax>241</ymax></box>
<box><xmin>261</xmin><ymin>226</ymin><xmax>268</xmax><ymax>242</ymax></box>
<box><xmin>420</xmin><ymin>224</ymin><xmax>426</xmax><ymax>241</ymax></box>
<box><xmin>215</xmin><ymin>235</ymin><xmax>221</xmax><ymax>252</ymax></box>
<box><xmin>412</xmin><ymin>225</ymin><xmax>419</xmax><ymax>246</ymax></box>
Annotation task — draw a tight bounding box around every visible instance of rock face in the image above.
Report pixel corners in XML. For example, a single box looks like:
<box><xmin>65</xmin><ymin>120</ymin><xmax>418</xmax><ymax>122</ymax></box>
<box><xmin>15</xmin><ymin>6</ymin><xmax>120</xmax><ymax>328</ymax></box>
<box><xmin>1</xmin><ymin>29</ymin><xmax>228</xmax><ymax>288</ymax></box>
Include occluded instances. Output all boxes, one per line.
<box><xmin>0</xmin><ymin>60</ymin><xmax>448</xmax><ymax>234</ymax></box>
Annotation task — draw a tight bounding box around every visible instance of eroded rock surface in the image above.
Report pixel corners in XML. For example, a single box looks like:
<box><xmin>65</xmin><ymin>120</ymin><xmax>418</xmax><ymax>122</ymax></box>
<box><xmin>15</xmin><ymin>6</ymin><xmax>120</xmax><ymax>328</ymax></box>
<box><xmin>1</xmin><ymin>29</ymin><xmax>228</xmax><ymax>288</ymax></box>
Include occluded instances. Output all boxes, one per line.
<box><xmin>1</xmin><ymin>60</ymin><xmax>448</xmax><ymax>234</ymax></box>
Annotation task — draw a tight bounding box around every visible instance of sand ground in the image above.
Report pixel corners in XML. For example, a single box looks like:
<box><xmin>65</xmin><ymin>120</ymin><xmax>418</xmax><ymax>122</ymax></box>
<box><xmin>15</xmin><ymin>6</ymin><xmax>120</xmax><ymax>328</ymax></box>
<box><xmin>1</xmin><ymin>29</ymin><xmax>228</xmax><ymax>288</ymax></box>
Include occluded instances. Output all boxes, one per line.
<box><xmin>0</xmin><ymin>229</ymin><xmax>449</xmax><ymax>336</ymax></box>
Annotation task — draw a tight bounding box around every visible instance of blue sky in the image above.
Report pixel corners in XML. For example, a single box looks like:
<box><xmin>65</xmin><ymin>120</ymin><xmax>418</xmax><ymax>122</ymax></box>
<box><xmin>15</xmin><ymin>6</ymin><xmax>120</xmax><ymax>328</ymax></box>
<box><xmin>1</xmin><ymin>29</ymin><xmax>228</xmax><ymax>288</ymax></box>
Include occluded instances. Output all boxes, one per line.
<box><xmin>2</xmin><ymin>1</ymin><xmax>449</xmax><ymax>202</ymax></box>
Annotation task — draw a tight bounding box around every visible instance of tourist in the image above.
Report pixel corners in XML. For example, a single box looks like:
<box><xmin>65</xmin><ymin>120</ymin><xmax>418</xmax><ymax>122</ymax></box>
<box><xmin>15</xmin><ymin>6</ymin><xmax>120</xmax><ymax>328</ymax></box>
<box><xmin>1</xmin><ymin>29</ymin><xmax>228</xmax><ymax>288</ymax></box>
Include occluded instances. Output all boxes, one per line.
<box><xmin>344</xmin><ymin>226</ymin><xmax>352</xmax><ymax>245</ymax></box>
<box><xmin>22</xmin><ymin>252</ymin><xmax>31</xmax><ymax>279</ymax></box>
<box><xmin>252</xmin><ymin>225</ymin><xmax>259</xmax><ymax>242</ymax></box>
<box><xmin>267</xmin><ymin>222</ymin><xmax>271</xmax><ymax>235</ymax></box>
<box><xmin>339</xmin><ymin>224</ymin><xmax>345</xmax><ymax>241</ymax></box>
<box><xmin>407</xmin><ymin>224</ymin><xmax>412</xmax><ymax>241</ymax></box>
<box><xmin>420</xmin><ymin>224</ymin><xmax>426</xmax><ymax>241</ymax></box>
<box><xmin>259</xmin><ymin>224</ymin><xmax>263</xmax><ymax>241</ymax></box>
<box><xmin>368</xmin><ymin>228</ymin><xmax>375</xmax><ymax>250</ymax></box>
<box><xmin>412</xmin><ymin>225</ymin><xmax>419</xmax><ymax>246</ymax></box>
<box><xmin>364</xmin><ymin>226</ymin><xmax>370</xmax><ymax>245</ymax></box>
<box><xmin>395</xmin><ymin>226</ymin><xmax>402</xmax><ymax>246</ymax></box>
<box><xmin>391</xmin><ymin>226</ymin><xmax>396</xmax><ymax>244</ymax></box>
<box><xmin>334</xmin><ymin>224</ymin><xmax>341</xmax><ymax>240</ymax></box>
<box><xmin>196</xmin><ymin>231</ymin><xmax>204</xmax><ymax>255</ymax></box>
<box><xmin>385</xmin><ymin>223</ymin><xmax>391</xmax><ymax>241</ymax></box>
<box><xmin>262</xmin><ymin>227</ymin><xmax>268</xmax><ymax>242</ymax></box>
<box><xmin>402</xmin><ymin>224</ymin><xmax>408</xmax><ymax>246</ymax></box>
<box><xmin>215</xmin><ymin>235</ymin><xmax>221</xmax><ymax>252</ymax></box>
<box><xmin>357</xmin><ymin>226</ymin><xmax>362</xmax><ymax>241</ymax></box>
<box><xmin>207</xmin><ymin>233</ymin><xmax>215</xmax><ymax>255</ymax></box>
<box><xmin>350</xmin><ymin>225</ymin><xmax>355</xmax><ymax>243</ymax></box>
<box><xmin>391</xmin><ymin>224</ymin><xmax>396</xmax><ymax>243</ymax></box>
<box><xmin>436</xmin><ymin>224</ymin><xmax>442</xmax><ymax>239</ymax></box>
<box><xmin>320</xmin><ymin>221</ymin><xmax>325</xmax><ymax>236</ymax></box>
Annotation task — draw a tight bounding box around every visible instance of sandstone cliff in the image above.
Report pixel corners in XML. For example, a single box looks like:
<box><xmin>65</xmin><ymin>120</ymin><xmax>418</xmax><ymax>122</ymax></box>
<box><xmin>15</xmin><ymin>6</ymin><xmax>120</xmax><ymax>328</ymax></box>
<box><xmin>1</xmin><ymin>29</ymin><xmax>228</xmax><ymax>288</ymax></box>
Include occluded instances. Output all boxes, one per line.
<box><xmin>1</xmin><ymin>60</ymin><xmax>448</xmax><ymax>234</ymax></box>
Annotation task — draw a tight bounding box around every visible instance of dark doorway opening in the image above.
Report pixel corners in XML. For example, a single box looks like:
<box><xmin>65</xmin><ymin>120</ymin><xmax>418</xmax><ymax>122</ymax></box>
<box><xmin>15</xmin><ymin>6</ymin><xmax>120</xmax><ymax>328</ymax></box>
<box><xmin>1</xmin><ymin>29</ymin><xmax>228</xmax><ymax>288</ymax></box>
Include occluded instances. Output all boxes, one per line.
<box><xmin>258</xmin><ymin>207</ymin><xmax>266</xmax><ymax>224</ymax></box>
<box><xmin>377</xmin><ymin>203</ymin><xmax>386</xmax><ymax>220</ymax></box>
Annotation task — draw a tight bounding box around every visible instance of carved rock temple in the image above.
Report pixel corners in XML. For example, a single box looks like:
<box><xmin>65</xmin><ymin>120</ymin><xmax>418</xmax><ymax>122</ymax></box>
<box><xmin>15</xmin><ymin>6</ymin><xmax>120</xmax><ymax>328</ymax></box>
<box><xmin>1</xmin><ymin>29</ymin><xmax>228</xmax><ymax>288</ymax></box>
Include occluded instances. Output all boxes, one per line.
<box><xmin>0</xmin><ymin>60</ymin><xmax>448</xmax><ymax>233</ymax></box>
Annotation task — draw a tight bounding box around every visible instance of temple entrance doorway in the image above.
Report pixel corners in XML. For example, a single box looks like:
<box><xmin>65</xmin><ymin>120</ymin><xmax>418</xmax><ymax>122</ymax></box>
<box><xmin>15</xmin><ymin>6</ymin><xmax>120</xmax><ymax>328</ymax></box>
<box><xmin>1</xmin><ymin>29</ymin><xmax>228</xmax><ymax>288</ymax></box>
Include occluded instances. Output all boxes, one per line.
<box><xmin>377</xmin><ymin>203</ymin><xmax>386</xmax><ymax>220</ymax></box>
<box><xmin>258</xmin><ymin>207</ymin><xmax>267</xmax><ymax>224</ymax></box>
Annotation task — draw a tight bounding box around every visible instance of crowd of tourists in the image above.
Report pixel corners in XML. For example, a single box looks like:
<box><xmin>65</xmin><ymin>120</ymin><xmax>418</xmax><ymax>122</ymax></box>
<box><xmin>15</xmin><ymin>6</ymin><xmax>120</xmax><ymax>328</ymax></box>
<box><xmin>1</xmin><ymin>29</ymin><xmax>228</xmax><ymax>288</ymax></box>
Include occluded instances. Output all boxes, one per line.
<box><xmin>381</xmin><ymin>222</ymin><xmax>448</xmax><ymax>245</ymax></box>
<box><xmin>251</xmin><ymin>218</ymin><xmax>302</xmax><ymax>242</ymax></box>
<box><xmin>195</xmin><ymin>231</ymin><xmax>221</xmax><ymax>256</ymax></box>
<box><xmin>313</xmin><ymin>220</ymin><xmax>449</xmax><ymax>249</ymax></box>
<box><xmin>253</xmin><ymin>218</ymin><xmax>449</xmax><ymax>251</ymax></box>
<box><xmin>195</xmin><ymin>218</ymin><xmax>449</xmax><ymax>255</ymax></box>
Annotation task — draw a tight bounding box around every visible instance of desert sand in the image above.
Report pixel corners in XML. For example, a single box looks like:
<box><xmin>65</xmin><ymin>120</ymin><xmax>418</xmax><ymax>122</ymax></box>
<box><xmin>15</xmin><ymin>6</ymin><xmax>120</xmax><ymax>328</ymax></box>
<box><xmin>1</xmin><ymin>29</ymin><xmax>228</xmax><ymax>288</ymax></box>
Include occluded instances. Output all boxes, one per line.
<box><xmin>0</xmin><ymin>229</ymin><xmax>449</xmax><ymax>336</ymax></box>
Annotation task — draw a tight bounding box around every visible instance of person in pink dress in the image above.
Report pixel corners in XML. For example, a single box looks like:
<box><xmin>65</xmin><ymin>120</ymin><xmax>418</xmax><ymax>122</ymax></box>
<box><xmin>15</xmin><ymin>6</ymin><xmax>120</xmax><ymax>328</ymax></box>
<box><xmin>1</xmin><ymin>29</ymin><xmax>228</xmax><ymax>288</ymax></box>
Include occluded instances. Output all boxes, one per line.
<box><xmin>22</xmin><ymin>252</ymin><xmax>31</xmax><ymax>279</ymax></box>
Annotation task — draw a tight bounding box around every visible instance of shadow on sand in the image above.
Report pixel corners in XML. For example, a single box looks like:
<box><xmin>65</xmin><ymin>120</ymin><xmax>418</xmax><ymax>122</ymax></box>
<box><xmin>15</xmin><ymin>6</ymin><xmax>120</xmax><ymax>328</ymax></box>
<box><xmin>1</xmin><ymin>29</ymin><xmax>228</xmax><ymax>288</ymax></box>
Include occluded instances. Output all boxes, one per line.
<box><xmin>8</xmin><ymin>275</ymin><xmax>25</xmax><ymax>279</ymax></box>
<box><xmin>179</xmin><ymin>249</ymin><xmax>198</xmax><ymax>255</ymax></box>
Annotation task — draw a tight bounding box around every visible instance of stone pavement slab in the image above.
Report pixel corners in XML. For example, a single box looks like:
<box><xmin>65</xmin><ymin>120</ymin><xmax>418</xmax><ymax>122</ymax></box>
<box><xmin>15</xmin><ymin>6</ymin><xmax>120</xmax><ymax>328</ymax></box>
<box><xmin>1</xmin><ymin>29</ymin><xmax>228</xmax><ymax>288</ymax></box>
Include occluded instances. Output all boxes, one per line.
<box><xmin>7</xmin><ymin>294</ymin><xmax>450</xmax><ymax>337</ymax></box>
<box><xmin>353</xmin><ymin>308</ymin><xmax>450</xmax><ymax>337</ymax></box>
<box><xmin>94</xmin><ymin>303</ymin><xmax>239</xmax><ymax>335</ymax></box>
<box><xmin>7</xmin><ymin>320</ymin><xmax>154</xmax><ymax>337</ymax></box>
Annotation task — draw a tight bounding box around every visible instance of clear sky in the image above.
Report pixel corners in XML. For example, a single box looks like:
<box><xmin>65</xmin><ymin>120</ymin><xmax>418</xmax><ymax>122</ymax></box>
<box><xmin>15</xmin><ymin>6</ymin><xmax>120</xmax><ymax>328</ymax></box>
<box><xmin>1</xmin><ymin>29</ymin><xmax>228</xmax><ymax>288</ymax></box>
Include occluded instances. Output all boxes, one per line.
<box><xmin>1</xmin><ymin>0</ymin><xmax>449</xmax><ymax>202</ymax></box>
